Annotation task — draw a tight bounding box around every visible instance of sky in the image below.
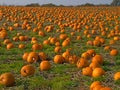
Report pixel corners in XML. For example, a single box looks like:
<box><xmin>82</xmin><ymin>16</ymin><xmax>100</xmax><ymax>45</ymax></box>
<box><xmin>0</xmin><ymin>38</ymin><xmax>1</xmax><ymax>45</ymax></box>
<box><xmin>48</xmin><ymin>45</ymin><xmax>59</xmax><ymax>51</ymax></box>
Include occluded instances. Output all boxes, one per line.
<box><xmin>0</xmin><ymin>0</ymin><xmax>113</xmax><ymax>6</ymax></box>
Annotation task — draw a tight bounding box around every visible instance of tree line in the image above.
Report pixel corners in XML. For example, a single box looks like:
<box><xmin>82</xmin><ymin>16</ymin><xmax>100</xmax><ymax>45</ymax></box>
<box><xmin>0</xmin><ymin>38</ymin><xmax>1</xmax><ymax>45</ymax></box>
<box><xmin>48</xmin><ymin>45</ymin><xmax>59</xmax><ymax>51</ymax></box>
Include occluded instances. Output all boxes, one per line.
<box><xmin>25</xmin><ymin>0</ymin><xmax>120</xmax><ymax>7</ymax></box>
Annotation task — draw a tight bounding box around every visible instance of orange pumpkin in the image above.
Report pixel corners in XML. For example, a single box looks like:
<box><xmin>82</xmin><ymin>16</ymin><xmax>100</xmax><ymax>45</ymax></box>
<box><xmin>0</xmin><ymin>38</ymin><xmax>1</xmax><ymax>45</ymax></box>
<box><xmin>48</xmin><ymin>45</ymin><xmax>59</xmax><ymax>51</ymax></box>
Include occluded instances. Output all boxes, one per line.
<box><xmin>6</xmin><ymin>43</ymin><xmax>14</xmax><ymax>49</ymax></box>
<box><xmin>68</xmin><ymin>55</ymin><xmax>79</xmax><ymax>64</ymax></box>
<box><xmin>92</xmin><ymin>68</ymin><xmax>105</xmax><ymax>78</ymax></box>
<box><xmin>0</xmin><ymin>72</ymin><xmax>15</xmax><ymax>86</ymax></box>
<box><xmin>20</xmin><ymin>64</ymin><xmax>35</xmax><ymax>77</ymax></box>
<box><xmin>114</xmin><ymin>72</ymin><xmax>120</xmax><ymax>80</ymax></box>
<box><xmin>90</xmin><ymin>81</ymin><xmax>102</xmax><ymax>90</ymax></box>
<box><xmin>18</xmin><ymin>44</ymin><xmax>25</xmax><ymax>49</ymax></box>
<box><xmin>92</xmin><ymin>54</ymin><xmax>103</xmax><ymax>65</ymax></box>
<box><xmin>54</xmin><ymin>46</ymin><xmax>62</xmax><ymax>53</ymax></box>
<box><xmin>38</xmin><ymin>52</ymin><xmax>47</xmax><ymax>60</ymax></box>
<box><xmin>54</xmin><ymin>55</ymin><xmax>64</xmax><ymax>64</ymax></box>
<box><xmin>32</xmin><ymin>43</ymin><xmax>42</xmax><ymax>51</ymax></box>
<box><xmin>81</xmin><ymin>52</ymin><xmax>90</xmax><ymax>60</ymax></box>
<box><xmin>82</xmin><ymin>67</ymin><xmax>93</xmax><ymax>76</ymax></box>
<box><xmin>76</xmin><ymin>58</ymin><xmax>88</xmax><ymax>68</ymax></box>
<box><xmin>22</xmin><ymin>52</ymin><xmax>29</xmax><ymax>61</ymax></box>
<box><xmin>27</xmin><ymin>52</ymin><xmax>39</xmax><ymax>63</ymax></box>
<box><xmin>110</xmin><ymin>49</ymin><xmax>119</xmax><ymax>56</ymax></box>
<box><xmin>40</xmin><ymin>61</ymin><xmax>51</xmax><ymax>71</ymax></box>
<box><xmin>89</xmin><ymin>62</ymin><xmax>100</xmax><ymax>70</ymax></box>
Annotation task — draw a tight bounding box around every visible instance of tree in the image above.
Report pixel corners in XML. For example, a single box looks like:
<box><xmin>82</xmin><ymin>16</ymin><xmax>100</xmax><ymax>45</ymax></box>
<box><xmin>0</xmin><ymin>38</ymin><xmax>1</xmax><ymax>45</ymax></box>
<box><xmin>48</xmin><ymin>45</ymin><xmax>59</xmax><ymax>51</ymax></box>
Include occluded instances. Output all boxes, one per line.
<box><xmin>111</xmin><ymin>0</ymin><xmax>120</xmax><ymax>6</ymax></box>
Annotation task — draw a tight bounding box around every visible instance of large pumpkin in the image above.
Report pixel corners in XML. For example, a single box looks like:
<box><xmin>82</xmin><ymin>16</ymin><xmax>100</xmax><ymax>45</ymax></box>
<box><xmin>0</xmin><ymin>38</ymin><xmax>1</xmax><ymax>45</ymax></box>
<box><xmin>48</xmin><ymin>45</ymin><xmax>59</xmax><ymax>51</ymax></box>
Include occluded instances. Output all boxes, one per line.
<box><xmin>82</xmin><ymin>67</ymin><xmax>93</xmax><ymax>76</ymax></box>
<box><xmin>76</xmin><ymin>58</ymin><xmax>88</xmax><ymax>68</ymax></box>
<box><xmin>20</xmin><ymin>64</ymin><xmax>35</xmax><ymax>77</ymax></box>
<box><xmin>110</xmin><ymin>49</ymin><xmax>119</xmax><ymax>56</ymax></box>
<box><xmin>54</xmin><ymin>55</ymin><xmax>64</xmax><ymax>64</ymax></box>
<box><xmin>27</xmin><ymin>52</ymin><xmax>39</xmax><ymax>63</ymax></box>
<box><xmin>92</xmin><ymin>68</ymin><xmax>105</xmax><ymax>78</ymax></box>
<box><xmin>40</xmin><ymin>61</ymin><xmax>51</xmax><ymax>71</ymax></box>
<box><xmin>0</xmin><ymin>72</ymin><xmax>15</xmax><ymax>86</ymax></box>
<box><xmin>114</xmin><ymin>72</ymin><xmax>120</xmax><ymax>80</ymax></box>
<box><xmin>92</xmin><ymin>54</ymin><xmax>103</xmax><ymax>65</ymax></box>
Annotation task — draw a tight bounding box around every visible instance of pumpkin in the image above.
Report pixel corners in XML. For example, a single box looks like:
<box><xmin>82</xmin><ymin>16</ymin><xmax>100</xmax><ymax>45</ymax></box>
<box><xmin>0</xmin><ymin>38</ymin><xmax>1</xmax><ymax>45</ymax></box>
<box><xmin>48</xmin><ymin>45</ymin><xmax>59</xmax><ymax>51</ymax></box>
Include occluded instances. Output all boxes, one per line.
<box><xmin>19</xmin><ymin>36</ymin><xmax>25</xmax><ymax>41</ymax></box>
<box><xmin>82</xmin><ymin>67</ymin><xmax>93</xmax><ymax>76</ymax></box>
<box><xmin>87</xmin><ymin>49</ymin><xmax>96</xmax><ymax>57</ymax></box>
<box><xmin>27</xmin><ymin>52</ymin><xmax>39</xmax><ymax>63</ymax></box>
<box><xmin>76</xmin><ymin>58</ymin><xmax>88</xmax><ymax>68</ymax></box>
<box><xmin>38</xmin><ymin>31</ymin><xmax>45</xmax><ymax>37</ymax></box>
<box><xmin>93</xmin><ymin>84</ymin><xmax>103</xmax><ymax>90</ymax></box>
<box><xmin>92</xmin><ymin>68</ymin><xmax>105</xmax><ymax>78</ymax></box>
<box><xmin>54</xmin><ymin>46</ymin><xmax>62</xmax><ymax>53</ymax></box>
<box><xmin>32</xmin><ymin>43</ymin><xmax>42</xmax><ymax>51</ymax></box>
<box><xmin>62</xmin><ymin>51</ymin><xmax>71</xmax><ymax>62</ymax></box>
<box><xmin>81</xmin><ymin>52</ymin><xmax>90</xmax><ymax>60</ymax></box>
<box><xmin>68</xmin><ymin>55</ymin><xmax>79</xmax><ymax>64</ymax></box>
<box><xmin>90</xmin><ymin>81</ymin><xmax>102</xmax><ymax>90</ymax></box>
<box><xmin>100</xmin><ymin>87</ymin><xmax>112</xmax><ymax>90</ymax></box>
<box><xmin>110</xmin><ymin>49</ymin><xmax>119</xmax><ymax>56</ymax></box>
<box><xmin>40</xmin><ymin>61</ymin><xmax>51</xmax><ymax>71</ymax></box>
<box><xmin>93</xmin><ymin>40</ymin><xmax>101</xmax><ymax>47</ymax></box>
<box><xmin>89</xmin><ymin>62</ymin><xmax>100</xmax><ymax>70</ymax></box>
<box><xmin>114</xmin><ymin>36</ymin><xmax>119</xmax><ymax>41</ymax></box>
<box><xmin>92</xmin><ymin>54</ymin><xmax>103</xmax><ymax>65</ymax></box>
<box><xmin>3</xmin><ymin>39</ymin><xmax>11</xmax><ymax>45</ymax></box>
<box><xmin>20</xmin><ymin>64</ymin><xmax>35</xmax><ymax>77</ymax></box>
<box><xmin>87</xmin><ymin>40</ymin><xmax>93</xmax><ymax>46</ymax></box>
<box><xmin>43</xmin><ymin>40</ymin><xmax>50</xmax><ymax>45</ymax></box>
<box><xmin>104</xmin><ymin>46</ymin><xmax>111</xmax><ymax>51</ymax></box>
<box><xmin>6</xmin><ymin>43</ymin><xmax>14</xmax><ymax>50</ymax></box>
<box><xmin>59</xmin><ymin>34</ymin><xmax>68</xmax><ymax>40</ymax></box>
<box><xmin>0</xmin><ymin>30</ymin><xmax>7</xmax><ymax>39</ymax></box>
<box><xmin>0</xmin><ymin>72</ymin><xmax>15</xmax><ymax>86</ymax></box>
<box><xmin>54</xmin><ymin>55</ymin><xmax>64</xmax><ymax>64</ymax></box>
<box><xmin>18</xmin><ymin>44</ymin><xmax>25</xmax><ymax>49</ymax></box>
<box><xmin>22</xmin><ymin>52</ymin><xmax>29</xmax><ymax>61</ymax></box>
<box><xmin>114</xmin><ymin>72</ymin><xmax>120</xmax><ymax>80</ymax></box>
<box><xmin>62</xmin><ymin>40</ymin><xmax>70</xmax><ymax>47</ymax></box>
<box><xmin>38</xmin><ymin>52</ymin><xmax>47</xmax><ymax>60</ymax></box>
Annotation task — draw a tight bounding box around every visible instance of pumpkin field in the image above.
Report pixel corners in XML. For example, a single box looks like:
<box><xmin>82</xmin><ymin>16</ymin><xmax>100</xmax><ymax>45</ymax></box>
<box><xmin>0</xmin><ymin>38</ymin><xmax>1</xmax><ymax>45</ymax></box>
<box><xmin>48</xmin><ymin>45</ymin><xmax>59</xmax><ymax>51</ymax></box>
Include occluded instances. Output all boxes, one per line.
<box><xmin>0</xmin><ymin>6</ymin><xmax>120</xmax><ymax>90</ymax></box>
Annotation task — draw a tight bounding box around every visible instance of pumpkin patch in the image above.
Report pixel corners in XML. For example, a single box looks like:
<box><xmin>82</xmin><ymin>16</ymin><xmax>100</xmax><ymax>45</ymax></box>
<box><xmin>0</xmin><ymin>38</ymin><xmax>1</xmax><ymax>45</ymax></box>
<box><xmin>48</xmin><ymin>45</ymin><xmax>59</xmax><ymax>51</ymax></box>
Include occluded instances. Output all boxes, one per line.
<box><xmin>0</xmin><ymin>5</ymin><xmax>120</xmax><ymax>90</ymax></box>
